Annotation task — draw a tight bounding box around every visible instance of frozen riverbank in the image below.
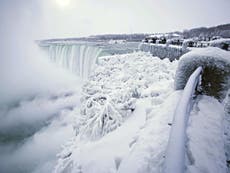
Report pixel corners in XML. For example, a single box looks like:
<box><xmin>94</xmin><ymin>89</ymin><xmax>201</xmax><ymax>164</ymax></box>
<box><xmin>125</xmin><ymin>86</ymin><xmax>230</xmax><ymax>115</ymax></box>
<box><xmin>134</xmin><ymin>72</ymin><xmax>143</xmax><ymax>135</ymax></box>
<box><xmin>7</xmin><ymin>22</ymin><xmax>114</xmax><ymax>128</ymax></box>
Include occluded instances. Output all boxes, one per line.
<box><xmin>54</xmin><ymin>52</ymin><xmax>179</xmax><ymax>172</ymax></box>
<box><xmin>54</xmin><ymin>51</ymin><xmax>228</xmax><ymax>173</ymax></box>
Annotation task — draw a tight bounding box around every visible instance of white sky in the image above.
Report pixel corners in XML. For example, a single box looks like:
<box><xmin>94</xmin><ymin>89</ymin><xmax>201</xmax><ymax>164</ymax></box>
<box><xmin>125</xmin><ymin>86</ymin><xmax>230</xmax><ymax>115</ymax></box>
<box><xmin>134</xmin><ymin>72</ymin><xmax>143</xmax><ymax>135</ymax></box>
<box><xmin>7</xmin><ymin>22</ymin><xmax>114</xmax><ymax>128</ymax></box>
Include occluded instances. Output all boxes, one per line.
<box><xmin>1</xmin><ymin>0</ymin><xmax>230</xmax><ymax>39</ymax></box>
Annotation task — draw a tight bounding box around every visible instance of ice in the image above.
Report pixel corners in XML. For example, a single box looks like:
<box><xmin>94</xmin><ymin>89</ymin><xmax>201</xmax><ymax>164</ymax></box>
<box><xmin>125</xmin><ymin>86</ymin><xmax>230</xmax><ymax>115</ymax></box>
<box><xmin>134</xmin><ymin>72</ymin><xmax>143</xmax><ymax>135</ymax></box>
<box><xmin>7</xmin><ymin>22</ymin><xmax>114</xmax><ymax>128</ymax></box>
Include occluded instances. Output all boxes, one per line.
<box><xmin>175</xmin><ymin>47</ymin><xmax>230</xmax><ymax>100</ymax></box>
<box><xmin>78</xmin><ymin>52</ymin><xmax>177</xmax><ymax>140</ymax></box>
<box><xmin>164</xmin><ymin>67</ymin><xmax>202</xmax><ymax>173</ymax></box>
<box><xmin>186</xmin><ymin>96</ymin><xmax>227</xmax><ymax>173</ymax></box>
<box><xmin>53</xmin><ymin>50</ymin><xmax>229</xmax><ymax>173</ymax></box>
<box><xmin>118</xmin><ymin>91</ymin><xmax>182</xmax><ymax>173</ymax></box>
<box><xmin>54</xmin><ymin>51</ymin><xmax>178</xmax><ymax>173</ymax></box>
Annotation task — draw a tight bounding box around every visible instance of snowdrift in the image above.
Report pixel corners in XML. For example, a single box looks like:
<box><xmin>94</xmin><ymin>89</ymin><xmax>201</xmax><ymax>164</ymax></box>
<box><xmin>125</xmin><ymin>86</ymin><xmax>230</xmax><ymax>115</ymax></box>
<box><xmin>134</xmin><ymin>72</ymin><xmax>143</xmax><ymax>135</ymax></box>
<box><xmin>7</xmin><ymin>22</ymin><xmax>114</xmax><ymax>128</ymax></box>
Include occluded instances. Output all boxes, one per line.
<box><xmin>175</xmin><ymin>47</ymin><xmax>230</xmax><ymax>100</ymax></box>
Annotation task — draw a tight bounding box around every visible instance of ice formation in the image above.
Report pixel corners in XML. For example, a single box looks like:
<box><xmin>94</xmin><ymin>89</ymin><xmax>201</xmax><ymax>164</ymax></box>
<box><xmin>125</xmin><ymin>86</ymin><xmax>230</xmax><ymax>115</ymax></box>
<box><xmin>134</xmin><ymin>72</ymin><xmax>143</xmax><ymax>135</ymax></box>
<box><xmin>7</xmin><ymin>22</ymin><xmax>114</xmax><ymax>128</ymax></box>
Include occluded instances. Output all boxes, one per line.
<box><xmin>175</xmin><ymin>47</ymin><xmax>230</xmax><ymax>100</ymax></box>
<box><xmin>54</xmin><ymin>52</ymin><xmax>178</xmax><ymax>173</ymax></box>
<box><xmin>75</xmin><ymin>52</ymin><xmax>177</xmax><ymax>140</ymax></box>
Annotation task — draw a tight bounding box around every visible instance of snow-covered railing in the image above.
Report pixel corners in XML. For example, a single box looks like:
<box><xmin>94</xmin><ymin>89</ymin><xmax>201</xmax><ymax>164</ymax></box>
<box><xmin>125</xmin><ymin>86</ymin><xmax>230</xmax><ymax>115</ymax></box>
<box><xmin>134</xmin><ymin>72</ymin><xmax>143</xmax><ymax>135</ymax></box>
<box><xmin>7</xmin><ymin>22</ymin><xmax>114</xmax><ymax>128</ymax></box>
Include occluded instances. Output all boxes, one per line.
<box><xmin>164</xmin><ymin>66</ymin><xmax>203</xmax><ymax>173</ymax></box>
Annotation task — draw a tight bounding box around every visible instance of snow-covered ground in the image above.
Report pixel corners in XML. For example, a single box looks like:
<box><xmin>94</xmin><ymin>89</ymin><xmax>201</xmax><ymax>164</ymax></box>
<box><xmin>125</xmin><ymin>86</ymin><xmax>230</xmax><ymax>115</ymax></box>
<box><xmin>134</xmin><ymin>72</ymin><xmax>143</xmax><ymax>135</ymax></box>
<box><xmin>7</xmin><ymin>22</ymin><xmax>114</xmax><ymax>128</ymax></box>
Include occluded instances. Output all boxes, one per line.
<box><xmin>186</xmin><ymin>95</ymin><xmax>227</xmax><ymax>173</ymax></box>
<box><xmin>1</xmin><ymin>49</ymin><xmax>228</xmax><ymax>173</ymax></box>
<box><xmin>53</xmin><ymin>51</ymin><xmax>229</xmax><ymax>173</ymax></box>
<box><xmin>54</xmin><ymin>52</ymin><xmax>179</xmax><ymax>173</ymax></box>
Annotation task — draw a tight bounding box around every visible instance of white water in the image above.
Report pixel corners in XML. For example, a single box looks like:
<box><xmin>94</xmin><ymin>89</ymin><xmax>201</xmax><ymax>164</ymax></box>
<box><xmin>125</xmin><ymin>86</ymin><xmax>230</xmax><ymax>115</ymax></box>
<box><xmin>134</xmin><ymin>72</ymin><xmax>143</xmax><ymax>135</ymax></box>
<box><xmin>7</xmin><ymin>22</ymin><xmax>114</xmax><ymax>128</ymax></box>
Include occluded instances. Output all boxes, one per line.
<box><xmin>48</xmin><ymin>44</ymin><xmax>103</xmax><ymax>78</ymax></box>
<box><xmin>0</xmin><ymin>39</ymin><xmax>139</xmax><ymax>173</ymax></box>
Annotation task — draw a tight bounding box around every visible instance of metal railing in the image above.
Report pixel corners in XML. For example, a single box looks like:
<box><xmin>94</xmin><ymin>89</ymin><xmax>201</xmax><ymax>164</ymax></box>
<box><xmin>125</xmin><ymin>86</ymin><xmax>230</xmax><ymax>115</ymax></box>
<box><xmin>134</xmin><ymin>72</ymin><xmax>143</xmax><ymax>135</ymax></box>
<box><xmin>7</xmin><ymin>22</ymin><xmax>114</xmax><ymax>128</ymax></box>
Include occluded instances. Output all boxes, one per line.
<box><xmin>164</xmin><ymin>66</ymin><xmax>203</xmax><ymax>173</ymax></box>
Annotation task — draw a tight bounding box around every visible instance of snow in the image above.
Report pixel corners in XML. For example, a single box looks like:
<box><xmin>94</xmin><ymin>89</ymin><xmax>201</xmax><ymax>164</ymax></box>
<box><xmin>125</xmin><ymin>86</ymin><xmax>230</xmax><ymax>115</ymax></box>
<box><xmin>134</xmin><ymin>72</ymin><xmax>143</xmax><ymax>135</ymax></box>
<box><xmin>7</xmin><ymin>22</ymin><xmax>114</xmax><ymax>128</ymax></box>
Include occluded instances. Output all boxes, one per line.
<box><xmin>1</xmin><ymin>43</ymin><xmax>227</xmax><ymax>173</ymax></box>
<box><xmin>54</xmin><ymin>52</ymin><xmax>178</xmax><ymax>172</ymax></box>
<box><xmin>139</xmin><ymin>43</ymin><xmax>188</xmax><ymax>61</ymax></box>
<box><xmin>209</xmin><ymin>38</ymin><xmax>230</xmax><ymax>50</ymax></box>
<box><xmin>78</xmin><ymin>52</ymin><xmax>177</xmax><ymax>140</ymax></box>
<box><xmin>164</xmin><ymin>67</ymin><xmax>202</xmax><ymax>173</ymax></box>
<box><xmin>55</xmin><ymin>99</ymin><xmax>151</xmax><ymax>173</ymax></box>
<box><xmin>117</xmin><ymin>91</ymin><xmax>182</xmax><ymax>173</ymax></box>
<box><xmin>52</xmin><ymin>50</ymin><xmax>229</xmax><ymax>173</ymax></box>
<box><xmin>224</xmin><ymin>89</ymin><xmax>230</xmax><ymax>173</ymax></box>
<box><xmin>148</xmin><ymin>33</ymin><xmax>181</xmax><ymax>39</ymax></box>
<box><xmin>175</xmin><ymin>47</ymin><xmax>230</xmax><ymax>100</ymax></box>
<box><xmin>186</xmin><ymin>95</ymin><xmax>227</xmax><ymax>173</ymax></box>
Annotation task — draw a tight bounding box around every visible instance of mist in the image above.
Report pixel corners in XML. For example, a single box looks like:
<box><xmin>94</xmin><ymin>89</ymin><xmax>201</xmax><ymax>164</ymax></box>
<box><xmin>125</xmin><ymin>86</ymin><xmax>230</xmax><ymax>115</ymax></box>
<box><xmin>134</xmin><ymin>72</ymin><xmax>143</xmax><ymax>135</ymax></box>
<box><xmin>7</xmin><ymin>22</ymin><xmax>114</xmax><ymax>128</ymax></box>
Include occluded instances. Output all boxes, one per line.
<box><xmin>0</xmin><ymin>1</ymin><xmax>82</xmax><ymax>172</ymax></box>
<box><xmin>0</xmin><ymin>0</ymin><xmax>229</xmax><ymax>172</ymax></box>
<box><xmin>0</xmin><ymin>0</ymin><xmax>80</xmax><ymax>105</ymax></box>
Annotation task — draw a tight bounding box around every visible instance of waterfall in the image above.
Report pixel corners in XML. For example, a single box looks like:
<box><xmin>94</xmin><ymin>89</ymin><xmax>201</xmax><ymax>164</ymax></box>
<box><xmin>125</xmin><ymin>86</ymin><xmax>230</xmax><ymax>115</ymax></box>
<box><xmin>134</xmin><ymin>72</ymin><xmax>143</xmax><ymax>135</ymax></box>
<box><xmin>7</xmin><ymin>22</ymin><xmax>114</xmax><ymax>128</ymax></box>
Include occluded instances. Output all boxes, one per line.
<box><xmin>47</xmin><ymin>44</ymin><xmax>104</xmax><ymax>78</ymax></box>
<box><xmin>40</xmin><ymin>41</ymin><xmax>140</xmax><ymax>78</ymax></box>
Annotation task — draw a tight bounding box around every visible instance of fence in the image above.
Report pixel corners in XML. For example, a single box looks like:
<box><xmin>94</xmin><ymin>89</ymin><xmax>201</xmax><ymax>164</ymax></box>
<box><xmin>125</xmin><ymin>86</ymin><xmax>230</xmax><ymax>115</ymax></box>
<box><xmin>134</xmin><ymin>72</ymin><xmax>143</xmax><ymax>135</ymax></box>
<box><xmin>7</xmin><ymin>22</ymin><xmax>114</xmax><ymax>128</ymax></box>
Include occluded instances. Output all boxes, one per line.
<box><xmin>164</xmin><ymin>66</ymin><xmax>203</xmax><ymax>173</ymax></box>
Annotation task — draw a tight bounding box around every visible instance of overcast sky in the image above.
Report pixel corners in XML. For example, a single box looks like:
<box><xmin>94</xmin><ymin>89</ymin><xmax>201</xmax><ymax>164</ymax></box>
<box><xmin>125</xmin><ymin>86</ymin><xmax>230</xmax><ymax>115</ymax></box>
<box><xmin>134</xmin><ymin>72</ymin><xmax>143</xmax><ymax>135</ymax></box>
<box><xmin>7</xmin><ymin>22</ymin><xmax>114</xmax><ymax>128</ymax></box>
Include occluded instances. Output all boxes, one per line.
<box><xmin>1</xmin><ymin>0</ymin><xmax>230</xmax><ymax>39</ymax></box>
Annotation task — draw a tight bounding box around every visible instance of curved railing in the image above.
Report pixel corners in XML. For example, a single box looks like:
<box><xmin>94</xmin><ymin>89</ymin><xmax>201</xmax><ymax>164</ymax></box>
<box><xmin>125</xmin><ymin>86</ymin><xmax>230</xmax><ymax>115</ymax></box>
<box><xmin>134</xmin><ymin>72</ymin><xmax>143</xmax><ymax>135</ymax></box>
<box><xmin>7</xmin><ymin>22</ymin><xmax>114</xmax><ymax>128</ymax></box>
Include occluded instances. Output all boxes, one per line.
<box><xmin>164</xmin><ymin>66</ymin><xmax>203</xmax><ymax>173</ymax></box>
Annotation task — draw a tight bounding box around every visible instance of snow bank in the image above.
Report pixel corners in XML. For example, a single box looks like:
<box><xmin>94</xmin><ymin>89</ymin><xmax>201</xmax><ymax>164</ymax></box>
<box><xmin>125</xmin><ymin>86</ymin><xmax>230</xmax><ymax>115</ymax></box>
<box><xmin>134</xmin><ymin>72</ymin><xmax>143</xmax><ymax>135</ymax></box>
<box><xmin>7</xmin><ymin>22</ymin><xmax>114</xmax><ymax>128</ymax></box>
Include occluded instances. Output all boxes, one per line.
<box><xmin>139</xmin><ymin>43</ymin><xmax>189</xmax><ymax>61</ymax></box>
<box><xmin>175</xmin><ymin>47</ymin><xmax>230</xmax><ymax>100</ymax></box>
<box><xmin>186</xmin><ymin>96</ymin><xmax>227</xmax><ymax>173</ymax></box>
<box><xmin>117</xmin><ymin>91</ymin><xmax>182</xmax><ymax>173</ymax></box>
<box><xmin>78</xmin><ymin>52</ymin><xmax>177</xmax><ymax>140</ymax></box>
<box><xmin>53</xmin><ymin>52</ymin><xmax>177</xmax><ymax>173</ymax></box>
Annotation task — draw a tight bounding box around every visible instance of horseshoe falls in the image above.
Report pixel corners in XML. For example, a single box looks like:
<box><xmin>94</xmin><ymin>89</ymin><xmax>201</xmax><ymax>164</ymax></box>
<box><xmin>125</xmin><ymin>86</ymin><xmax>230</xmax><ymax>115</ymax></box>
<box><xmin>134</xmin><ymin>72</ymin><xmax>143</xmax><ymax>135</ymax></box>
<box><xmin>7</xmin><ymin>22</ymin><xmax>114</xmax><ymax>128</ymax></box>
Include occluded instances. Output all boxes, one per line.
<box><xmin>40</xmin><ymin>41</ymin><xmax>139</xmax><ymax>78</ymax></box>
<box><xmin>47</xmin><ymin>44</ymin><xmax>103</xmax><ymax>78</ymax></box>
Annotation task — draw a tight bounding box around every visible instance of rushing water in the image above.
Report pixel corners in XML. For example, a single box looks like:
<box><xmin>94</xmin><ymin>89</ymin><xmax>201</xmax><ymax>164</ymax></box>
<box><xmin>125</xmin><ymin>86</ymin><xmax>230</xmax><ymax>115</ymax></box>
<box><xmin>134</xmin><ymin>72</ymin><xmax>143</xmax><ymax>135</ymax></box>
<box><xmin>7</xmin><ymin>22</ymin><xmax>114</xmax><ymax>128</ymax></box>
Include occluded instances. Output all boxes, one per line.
<box><xmin>0</xmin><ymin>40</ymin><xmax>140</xmax><ymax>173</ymax></box>
<box><xmin>40</xmin><ymin>41</ymin><xmax>140</xmax><ymax>78</ymax></box>
<box><xmin>47</xmin><ymin>44</ymin><xmax>103</xmax><ymax>78</ymax></box>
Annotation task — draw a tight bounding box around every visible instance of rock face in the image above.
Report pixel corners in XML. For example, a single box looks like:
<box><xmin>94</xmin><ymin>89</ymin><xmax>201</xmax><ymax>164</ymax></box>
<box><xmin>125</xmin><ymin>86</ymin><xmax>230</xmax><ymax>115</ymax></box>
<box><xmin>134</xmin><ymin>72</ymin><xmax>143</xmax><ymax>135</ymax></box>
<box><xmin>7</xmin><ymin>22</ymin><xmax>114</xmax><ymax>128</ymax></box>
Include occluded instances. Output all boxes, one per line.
<box><xmin>139</xmin><ymin>43</ymin><xmax>189</xmax><ymax>61</ymax></box>
<box><xmin>175</xmin><ymin>47</ymin><xmax>230</xmax><ymax>100</ymax></box>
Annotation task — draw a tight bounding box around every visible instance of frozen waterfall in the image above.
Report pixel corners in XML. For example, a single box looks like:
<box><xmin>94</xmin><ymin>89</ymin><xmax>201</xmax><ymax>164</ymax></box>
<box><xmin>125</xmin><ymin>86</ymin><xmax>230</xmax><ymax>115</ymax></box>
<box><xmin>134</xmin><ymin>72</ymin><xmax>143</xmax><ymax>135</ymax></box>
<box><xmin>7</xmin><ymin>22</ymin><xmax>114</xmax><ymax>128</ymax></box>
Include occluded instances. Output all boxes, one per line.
<box><xmin>47</xmin><ymin>44</ymin><xmax>104</xmax><ymax>78</ymax></box>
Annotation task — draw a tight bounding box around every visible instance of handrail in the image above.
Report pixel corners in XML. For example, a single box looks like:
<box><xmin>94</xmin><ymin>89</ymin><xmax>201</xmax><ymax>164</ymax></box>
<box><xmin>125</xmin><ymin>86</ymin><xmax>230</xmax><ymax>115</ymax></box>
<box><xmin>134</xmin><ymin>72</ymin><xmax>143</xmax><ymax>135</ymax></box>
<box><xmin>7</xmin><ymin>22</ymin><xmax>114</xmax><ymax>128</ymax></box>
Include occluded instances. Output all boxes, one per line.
<box><xmin>164</xmin><ymin>66</ymin><xmax>203</xmax><ymax>173</ymax></box>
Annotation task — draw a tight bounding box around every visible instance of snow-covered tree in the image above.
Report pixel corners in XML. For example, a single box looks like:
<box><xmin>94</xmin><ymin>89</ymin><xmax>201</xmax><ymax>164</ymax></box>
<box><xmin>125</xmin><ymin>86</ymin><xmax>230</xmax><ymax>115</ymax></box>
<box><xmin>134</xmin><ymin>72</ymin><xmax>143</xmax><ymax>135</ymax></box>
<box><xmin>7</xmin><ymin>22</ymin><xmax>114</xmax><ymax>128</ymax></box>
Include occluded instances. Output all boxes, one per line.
<box><xmin>74</xmin><ymin>52</ymin><xmax>177</xmax><ymax>140</ymax></box>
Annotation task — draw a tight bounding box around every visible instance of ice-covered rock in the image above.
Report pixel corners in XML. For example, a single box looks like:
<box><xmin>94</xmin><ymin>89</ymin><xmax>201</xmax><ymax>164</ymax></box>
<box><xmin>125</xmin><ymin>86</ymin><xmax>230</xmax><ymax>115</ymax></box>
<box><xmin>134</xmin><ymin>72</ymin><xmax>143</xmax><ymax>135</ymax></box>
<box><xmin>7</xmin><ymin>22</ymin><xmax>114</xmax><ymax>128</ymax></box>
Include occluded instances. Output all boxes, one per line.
<box><xmin>175</xmin><ymin>47</ymin><xmax>230</xmax><ymax>100</ymax></box>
